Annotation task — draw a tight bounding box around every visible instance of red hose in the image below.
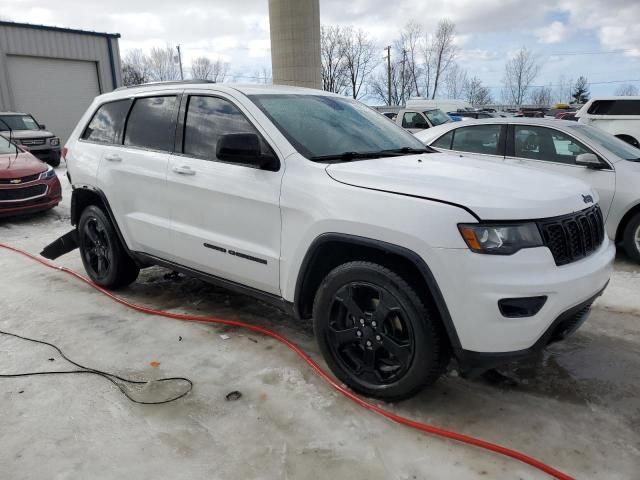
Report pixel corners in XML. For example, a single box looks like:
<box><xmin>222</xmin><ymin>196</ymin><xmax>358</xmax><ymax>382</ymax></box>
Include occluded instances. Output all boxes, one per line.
<box><xmin>0</xmin><ymin>242</ymin><xmax>574</xmax><ymax>480</ymax></box>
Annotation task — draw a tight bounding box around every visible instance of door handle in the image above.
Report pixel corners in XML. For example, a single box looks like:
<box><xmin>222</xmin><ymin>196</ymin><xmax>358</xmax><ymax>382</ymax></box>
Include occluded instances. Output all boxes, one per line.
<box><xmin>172</xmin><ymin>165</ymin><xmax>196</xmax><ymax>176</ymax></box>
<box><xmin>104</xmin><ymin>154</ymin><xmax>122</xmax><ymax>162</ymax></box>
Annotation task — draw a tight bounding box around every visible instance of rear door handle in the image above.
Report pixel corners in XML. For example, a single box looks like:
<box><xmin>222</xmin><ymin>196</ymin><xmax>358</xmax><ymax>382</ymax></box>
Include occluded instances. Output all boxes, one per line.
<box><xmin>104</xmin><ymin>154</ymin><xmax>122</xmax><ymax>162</ymax></box>
<box><xmin>172</xmin><ymin>165</ymin><xmax>196</xmax><ymax>176</ymax></box>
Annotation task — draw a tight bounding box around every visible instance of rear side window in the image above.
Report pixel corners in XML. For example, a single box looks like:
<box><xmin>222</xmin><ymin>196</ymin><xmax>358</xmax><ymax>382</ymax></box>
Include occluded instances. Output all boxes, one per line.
<box><xmin>587</xmin><ymin>100</ymin><xmax>640</xmax><ymax>115</ymax></box>
<box><xmin>402</xmin><ymin>112</ymin><xmax>426</xmax><ymax>129</ymax></box>
<box><xmin>451</xmin><ymin>125</ymin><xmax>502</xmax><ymax>155</ymax></box>
<box><xmin>432</xmin><ymin>131</ymin><xmax>453</xmax><ymax>149</ymax></box>
<box><xmin>183</xmin><ymin>96</ymin><xmax>273</xmax><ymax>164</ymax></box>
<box><xmin>124</xmin><ymin>96</ymin><xmax>178</xmax><ymax>152</ymax></box>
<box><xmin>82</xmin><ymin>100</ymin><xmax>131</xmax><ymax>144</ymax></box>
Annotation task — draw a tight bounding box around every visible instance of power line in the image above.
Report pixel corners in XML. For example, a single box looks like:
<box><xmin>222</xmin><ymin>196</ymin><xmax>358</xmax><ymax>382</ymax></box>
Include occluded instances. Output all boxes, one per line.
<box><xmin>541</xmin><ymin>49</ymin><xmax>638</xmax><ymax>57</ymax></box>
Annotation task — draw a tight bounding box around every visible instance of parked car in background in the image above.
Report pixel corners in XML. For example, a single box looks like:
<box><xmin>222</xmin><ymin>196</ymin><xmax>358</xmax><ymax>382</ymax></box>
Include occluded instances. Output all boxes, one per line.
<box><xmin>381</xmin><ymin>112</ymin><xmax>397</xmax><ymax>121</ymax></box>
<box><xmin>405</xmin><ymin>98</ymin><xmax>473</xmax><ymax>114</ymax></box>
<box><xmin>515</xmin><ymin>107</ymin><xmax>546</xmax><ymax>118</ymax></box>
<box><xmin>0</xmin><ymin>112</ymin><xmax>62</xmax><ymax>167</ymax></box>
<box><xmin>576</xmin><ymin>97</ymin><xmax>640</xmax><ymax>148</ymax></box>
<box><xmin>455</xmin><ymin>111</ymin><xmax>498</xmax><ymax>120</ymax></box>
<box><xmin>0</xmin><ymin>136</ymin><xmax>62</xmax><ymax>217</ymax></box>
<box><xmin>555</xmin><ymin>112</ymin><xmax>577</xmax><ymax>121</ymax></box>
<box><xmin>415</xmin><ymin>118</ymin><xmax>640</xmax><ymax>261</ymax></box>
<box><xmin>396</xmin><ymin>107</ymin><xmax>452</xmax><ymax>132</ymax></box>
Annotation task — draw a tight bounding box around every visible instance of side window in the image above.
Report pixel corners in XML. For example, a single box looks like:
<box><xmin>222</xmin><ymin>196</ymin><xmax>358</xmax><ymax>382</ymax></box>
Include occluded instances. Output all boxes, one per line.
<box><xmin>451</xmin><ymin>125</ymin><xmax>502</xmax><ymax>155</ymax></box>
<box><xmin>588</xmin><ymin>100</ymin><xmax>640</xmax><ymax>115</ymax></box>
<box><xmin>432</xmin><ymin>130</ymin><xmax>454</xmax><ymax>149</ymax></box>
<box><xmin>183</xmin><ymin>96</ymin><xmax>273</xmax><ymax>165</ymax></box>
<box><xmin>514</xmin><ymin>126</ymin><xmax>592</xmax><ymax>164</ymax></box>
<box><xmin>82</xmin><ymin>100</ymin><xmax>131</xmax><ymax>144</ymax></box>
<box><xmin>402</xmin><ymin>112</ymin><xmax>424</xmax><ymax>129</ymax></box>
<box><xmin>124</xmin><ymin>96</ymin><xmax>178</xmax><ymax>152</ymax></box>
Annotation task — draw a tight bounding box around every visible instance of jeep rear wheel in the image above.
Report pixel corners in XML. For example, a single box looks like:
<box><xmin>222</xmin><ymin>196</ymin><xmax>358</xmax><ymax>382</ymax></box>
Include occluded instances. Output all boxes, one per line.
<box><xmin>78</xmin><ymin>205</ymin><xmax>139</xmax><ymax>289</ymax></box>
<box><xmin>313</xmin><ymin>261</ymin><xmax>449</xmax><ymax>401</ymax></box>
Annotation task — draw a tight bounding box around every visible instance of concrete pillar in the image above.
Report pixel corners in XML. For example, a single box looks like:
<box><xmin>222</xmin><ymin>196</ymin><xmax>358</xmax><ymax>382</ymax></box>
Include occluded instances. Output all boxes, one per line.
<box><xmin>268</xmin><ymin>0</ymin><xmax>322</xmax><ymax>89</ymax></box>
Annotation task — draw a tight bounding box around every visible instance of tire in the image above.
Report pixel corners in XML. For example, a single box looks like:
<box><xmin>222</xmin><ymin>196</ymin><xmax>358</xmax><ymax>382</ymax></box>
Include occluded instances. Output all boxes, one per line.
<box><xmin>312</xmin><ymin>261</ymin><xmax>449</xmax><ymax>401</ymax></box>
<box><xmin>622</xmin><ymin>212</ymin><xmax>640</xmax><ymax>262</ymax></box>
<box><xmin>78</xmin><ymin>205</ymin><xmax>139</xmax><ymax>289</ymax></box>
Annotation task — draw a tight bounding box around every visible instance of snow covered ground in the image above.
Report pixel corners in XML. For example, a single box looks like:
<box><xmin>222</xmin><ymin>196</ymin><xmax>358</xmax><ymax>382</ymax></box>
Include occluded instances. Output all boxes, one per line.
<box><xmin>0</xmin><ymin>167</ymin><xmax>638</xmax><ymax>479</ymax></box>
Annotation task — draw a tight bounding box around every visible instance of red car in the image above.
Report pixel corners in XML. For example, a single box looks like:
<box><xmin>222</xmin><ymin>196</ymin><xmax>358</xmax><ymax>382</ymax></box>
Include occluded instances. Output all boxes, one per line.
<box><xmin>0</xmin><ymin>138</ymin><xmax>62</xmax><ymax>217</ymax></box>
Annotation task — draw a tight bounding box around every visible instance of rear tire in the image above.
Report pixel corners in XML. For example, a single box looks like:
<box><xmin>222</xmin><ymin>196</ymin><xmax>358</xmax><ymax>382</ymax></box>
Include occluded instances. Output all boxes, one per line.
<box><xmin>622</xmin><ymin>212</ymin><xmax>640</xmax><ymax>262</ymax></box>
<box><xmin>313</xmin><ymin>261</ymin><xmax>449</xmax><ymax>401</ymax></box>
<box><xmin>78</xmin><ymin>205</ymin><xmax>139</xmax><ymax>289</ymax></box>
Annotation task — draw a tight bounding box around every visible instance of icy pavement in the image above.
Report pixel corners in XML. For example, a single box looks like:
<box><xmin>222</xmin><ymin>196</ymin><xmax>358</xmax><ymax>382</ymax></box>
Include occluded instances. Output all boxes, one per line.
<box><xmin>0</xmin><ymin>167</ymin><xmax>638</xmax><ymax>479</ymax></box>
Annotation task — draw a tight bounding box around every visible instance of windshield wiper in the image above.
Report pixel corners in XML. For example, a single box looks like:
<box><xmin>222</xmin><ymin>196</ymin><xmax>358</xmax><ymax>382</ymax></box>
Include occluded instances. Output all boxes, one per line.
<box><xmin>379</xmin><ymin>146</ymin><xmax>434</xmax><ymax>155</ymax></box>
<box><xmin>310</xmin><ymin>151</ymin><xmax>385</xmax><ymax>162</ymax></box>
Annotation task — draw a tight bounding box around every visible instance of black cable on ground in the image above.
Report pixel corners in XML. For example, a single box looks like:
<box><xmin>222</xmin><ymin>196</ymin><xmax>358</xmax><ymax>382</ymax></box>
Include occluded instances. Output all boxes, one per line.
<box><xmin>0</xmin><ymin>330</ymin><xmax>193</xmax><ymax>404</ymax></box>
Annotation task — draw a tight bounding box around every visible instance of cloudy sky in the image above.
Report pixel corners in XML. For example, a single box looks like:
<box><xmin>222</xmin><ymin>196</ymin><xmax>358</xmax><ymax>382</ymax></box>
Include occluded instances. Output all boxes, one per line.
<box><xmin>1</xmin><ymin>0</ymin><xmax>639</xmax><ymax>101</ymax></box>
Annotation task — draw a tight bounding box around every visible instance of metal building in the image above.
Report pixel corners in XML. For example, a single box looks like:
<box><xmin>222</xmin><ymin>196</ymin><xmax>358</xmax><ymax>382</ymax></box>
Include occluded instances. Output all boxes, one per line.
<box><xmin>0</xmin><ymin>21</ymin><xmax>122</xmax><ymax>142</ymax></box>
<box><xmin>268</xmin><ymin>0</ymin><xmax>321</xmax><ymax>89</ymax></box>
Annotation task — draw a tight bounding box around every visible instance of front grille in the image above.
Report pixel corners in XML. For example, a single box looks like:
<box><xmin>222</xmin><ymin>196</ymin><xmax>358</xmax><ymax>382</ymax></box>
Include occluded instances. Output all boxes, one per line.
<box><xmin>0</xmin><ymin>173</ymin><xmax>40</xmax><ymax>185</ymax></box>
<box><xmin>20</xmin><ymin>138</ymin><xmax>46</xmax><ymax>146</ymax></box>
<box><xmin>0</xmin><ymin>184</ymin><xmax>47</xmax><ymax>201</ymax></box>
<box><xmin>538</xmin><ymin>205</ymin><xmax>604</xmax><ymax>266</ymax></box>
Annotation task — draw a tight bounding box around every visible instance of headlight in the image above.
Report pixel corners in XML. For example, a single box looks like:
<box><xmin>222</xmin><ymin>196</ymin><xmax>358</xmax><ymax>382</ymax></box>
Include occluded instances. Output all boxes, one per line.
<box><xmin>49</xmin><ymin>137</ymin><xmax>60</xmax><ymax>146</ymax></box>
<box><xmin>458</xmin><ymin>223</ymin><xmax>543</xmax><ymax>255</ymax></box>
<box><xmin>39</xmin><ymin>166</ymin><xmax>56</xmax><ymax>180</ymax></box>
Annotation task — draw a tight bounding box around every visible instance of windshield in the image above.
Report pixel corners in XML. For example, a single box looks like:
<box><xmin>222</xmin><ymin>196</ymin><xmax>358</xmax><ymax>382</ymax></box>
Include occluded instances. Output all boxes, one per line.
<box><xmin>0</xmin><ymin>136</ymin><xmax>18</xmax><ymax>155</ymax></box>
<box><xmin>567</xmin><ymin>124</ymin><xmax>640</xmax><ymax>161</ymax></box>
<box><xmin>423</xmin><ymin>109</ymin><xmax>451</xmax><ymax>126</ymax></box>
<box><xmin>249</xmin><ymin>94</ymin><xmax>427</xmax><ymax>160</ymax></box>
<box><xmin>0</xmin><ymin>114</ymin><xmax>40</xmax><ymax>131</ymax></box>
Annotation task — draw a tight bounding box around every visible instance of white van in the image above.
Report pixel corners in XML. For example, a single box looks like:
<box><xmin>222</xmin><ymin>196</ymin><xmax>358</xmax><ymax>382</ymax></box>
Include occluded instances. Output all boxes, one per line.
<box><xmin>576</xmin><ymin>97</ymin><xmax>640</xmax><ymax>148</ymax></box>
<box><xmin>405</xmin><ymin>98</ymin><xmax>473</xmax><ymax>114</ymax></box>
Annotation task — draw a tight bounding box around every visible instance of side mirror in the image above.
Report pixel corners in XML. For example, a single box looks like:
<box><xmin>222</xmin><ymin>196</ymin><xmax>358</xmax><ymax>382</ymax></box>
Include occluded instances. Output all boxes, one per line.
<box><xmin>575</xmin><ymin>153</ymin><xmax>603</xmax><ymax>169</ymax></box>
<box><xmin>39</xmin><ymin>124</ymin><xmax>46</xmax><ymax>130</ymax></box>
<box><xmin>216</xmin><ymin>133</ymin><xmax>277</xmax><ymax>170</ymax></box>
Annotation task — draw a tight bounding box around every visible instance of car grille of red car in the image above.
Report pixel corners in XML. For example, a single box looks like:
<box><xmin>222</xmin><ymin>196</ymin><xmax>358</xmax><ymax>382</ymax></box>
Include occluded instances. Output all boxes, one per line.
<box><xmin>0</xmin><ymin>184</ymin><xmax>47</xmax><ymax>202</ymax></box>
<box><xmin>0</xmin><ymin>173</ymin><xmax>41</xmax><ymax>185</ymax></box>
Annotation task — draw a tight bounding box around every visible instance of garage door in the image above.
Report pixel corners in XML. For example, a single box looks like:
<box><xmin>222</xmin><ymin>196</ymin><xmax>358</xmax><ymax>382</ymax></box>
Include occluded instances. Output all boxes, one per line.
<box><xmin>7</xmin><ymin>56</ymin><xmax>101</xmax><ymax>142</ymax></box>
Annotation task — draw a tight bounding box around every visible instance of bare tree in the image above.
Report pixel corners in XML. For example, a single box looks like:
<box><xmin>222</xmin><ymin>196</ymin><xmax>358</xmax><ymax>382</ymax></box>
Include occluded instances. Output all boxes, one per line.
<box><xmin>396</xmin><ymin>22</ymin><xmax>423</xmax><ymax>97</ymax></box>
<box><xmin>445</xmin><ymin>63</ymin><xmax>467</xmax><ymax>99</ymax></box>
<box><xmin>321</xmin><ymin>25</ymin><xmax>348</xmax><ymax>93</ymax></box>
<box><xmin>146</xmin><ymin>45</ymin><xmax>181</xmax><ymax>81</ymax></box>
<box><xmin>191</xmin><ymin>56</ymin><xmax>214</xmax><ymax>80</ymax></box>
<box><xmin>529</xmin><ymin>85</ymin><xmax>553</xmax><ymax>106</ymax></box>
<box><xmin>429</xmin><ymin>19</ymin><xmax>458</xmax><ymax>99</ymax></box>
<box><xmin>614</xmin><ymin>83</ymin><xmax>639</xmax><ymax>96</ymax></box>
<box><xmin>502</xmin><ymin>47</ymin><xmax>540</xmax><ymax>106</ymax></box>
<box><xmin>342</xmin><ymin>27</ymin><xmax>377</xmax><ymax>99</ymax></box>
<box><xmin>121</xmin><ymin>49</ymin><xmax>151</xmax><ymax>86</ymax></box>
<box><xmin>253</xmin><ymin>66</ymin><xmax>272</xmax><ymax>84</ymax></box>
<box><xmin>368</xmin><ymin>60</ymin><xmax>411</xmax><ymax>106</ymax></box>
<box><xmin>464</xmin><ymin>77</ymin><xmax>492</xmax><ymax>106</ymax></box>
<box><xmin>553</xmin><ymin>75</ymin><xmax>574</xmax><ymax>104</ymax></box>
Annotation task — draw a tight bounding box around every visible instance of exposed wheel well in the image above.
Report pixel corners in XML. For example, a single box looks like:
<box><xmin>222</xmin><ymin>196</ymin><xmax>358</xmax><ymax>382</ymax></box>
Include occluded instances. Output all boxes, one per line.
<box><xmin>615</xmin><ymin>134</ymin><xmax>639</xmax><ymax>147</ymax></box>
<box><xmin>71</xmin><ymin>188</ymin><xmax>107</xmax><ymax>226</ymax></box>
<box><xmin>295</xmin><ymin>236</ymin><xmax>460</xmax><ymax>353</ymax></box>
<box><xmin>616</xmin><ymin>203</ymin><xmax>640</xmax><ymax>243</ymax></box>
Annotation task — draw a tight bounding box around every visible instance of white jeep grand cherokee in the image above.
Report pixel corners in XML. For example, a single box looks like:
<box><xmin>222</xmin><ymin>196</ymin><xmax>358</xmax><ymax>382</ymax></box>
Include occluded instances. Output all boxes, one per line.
<box><xmin>49</xmin><ymin>82</ymin><xmax>615</xmax><ymax>400</ymax></box>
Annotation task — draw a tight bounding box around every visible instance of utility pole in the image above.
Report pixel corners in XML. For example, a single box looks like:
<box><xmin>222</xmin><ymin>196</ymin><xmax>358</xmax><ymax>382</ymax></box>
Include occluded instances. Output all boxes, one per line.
<box><xmin>176</xmin><ymin>45</ymin><xmax>184</xmax><ymax>80</ymax></box>
<box><xmin>400</xmin><ymin>49</ymin><xmax>407</xmax><ymax>105</ymax></box>
<box><xmin>384</xmin><ymin>46</ymin><xmax>391</xmax><ymax>106</ymax></box>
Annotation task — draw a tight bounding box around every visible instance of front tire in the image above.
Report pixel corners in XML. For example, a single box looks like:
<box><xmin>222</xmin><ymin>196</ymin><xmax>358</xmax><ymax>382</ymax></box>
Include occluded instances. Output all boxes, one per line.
<box><xmin>622</xmin><ymin>212</ymin><xmax>640</xmax><ymax>262</ymax></box>
<box><xmin>78</xmin><ymin>205</ymin><xmax>139</xmax><ymax>289</ymax></box>
<box><xmin>313</xmin><ymin>261</ymin><xmax>449</xmax><ymax>401</ymax></box>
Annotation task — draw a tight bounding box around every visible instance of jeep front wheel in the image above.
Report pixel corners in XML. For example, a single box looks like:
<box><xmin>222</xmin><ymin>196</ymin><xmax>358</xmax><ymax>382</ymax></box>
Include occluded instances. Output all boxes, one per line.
<box><xmin>313</xmin><ymin>261</ymin><xmax>449</xmax><ymax>401</ymax></box>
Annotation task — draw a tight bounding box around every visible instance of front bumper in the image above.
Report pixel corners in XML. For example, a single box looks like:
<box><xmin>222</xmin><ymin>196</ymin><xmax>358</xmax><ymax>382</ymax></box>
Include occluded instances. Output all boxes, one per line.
<box><xmin>434</xmin><ymin>238</ymin><xmax>615</xmax><ymax>357</ymax></box>
<box><xmin>0</xmin><ymin>176</ymin><xmax>62</xmax><ymax>217</ymax></box>
<box><xmin>28</xmin><ymin>147</ymin><xmax>61</xmax><ymax>165</ymax></box>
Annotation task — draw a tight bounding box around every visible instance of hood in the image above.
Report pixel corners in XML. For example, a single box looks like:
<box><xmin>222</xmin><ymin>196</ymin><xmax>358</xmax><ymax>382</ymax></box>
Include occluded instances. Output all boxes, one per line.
<box><xmin>325</xmin><ymin>153</ymin><xmax>597</xmax><ymax>220</ymax></box>
<box><xmin>0</xmin><ymin>130</ymin><xmax>55</xmax><ymax>140</ymax></box>
<box><xmin>0</xmin><ymin>151</ymin><xmax>48</xmax><ymax>178</ymax></box>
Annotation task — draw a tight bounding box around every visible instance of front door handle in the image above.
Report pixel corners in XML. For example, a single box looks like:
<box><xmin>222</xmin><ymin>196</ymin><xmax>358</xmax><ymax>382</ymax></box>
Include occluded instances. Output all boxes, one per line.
<box><xmin>104</xmin><ymin>154</ymin><xmax>122</xmax><ymax>162</ymax></box>
<box><xmin>172</xmin><ymin>165</ymin><xmax>196</xmax><ymax>176</ymax></box>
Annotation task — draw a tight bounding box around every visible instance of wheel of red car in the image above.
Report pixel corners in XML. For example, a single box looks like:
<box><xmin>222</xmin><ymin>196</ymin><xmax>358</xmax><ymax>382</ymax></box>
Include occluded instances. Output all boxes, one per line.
<box><xmin>78</xmin><ymin>205</ymin><xmax>139</xmax><ymax>289</ymax></box>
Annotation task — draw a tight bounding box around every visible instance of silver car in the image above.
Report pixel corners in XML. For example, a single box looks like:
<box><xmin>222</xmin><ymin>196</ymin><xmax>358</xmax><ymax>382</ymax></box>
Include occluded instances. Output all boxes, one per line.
<box><xmin>415</xmin><ymin>118</ymin><xmax>640</xmax><ymax>261</ymax></box>
<box><xmin>0</xmin><ymin>112</ymin><xmax>61</xmax><ymax>167</ymax></box>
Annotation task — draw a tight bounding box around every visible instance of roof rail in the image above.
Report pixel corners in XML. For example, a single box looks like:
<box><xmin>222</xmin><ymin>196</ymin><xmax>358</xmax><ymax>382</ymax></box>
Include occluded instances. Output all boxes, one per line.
<box><xmin>115</xmin><ymin>80</ymin><xmax>216</xmax><ymax>91</ymax></box>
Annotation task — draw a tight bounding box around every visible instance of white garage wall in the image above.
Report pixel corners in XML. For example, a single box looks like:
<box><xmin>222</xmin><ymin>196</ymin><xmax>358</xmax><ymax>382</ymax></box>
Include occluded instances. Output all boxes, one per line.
<box><xmin>7</xmin><ymin>56</ymin><xmax>101</xmax><ymax>142</ymax></box>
